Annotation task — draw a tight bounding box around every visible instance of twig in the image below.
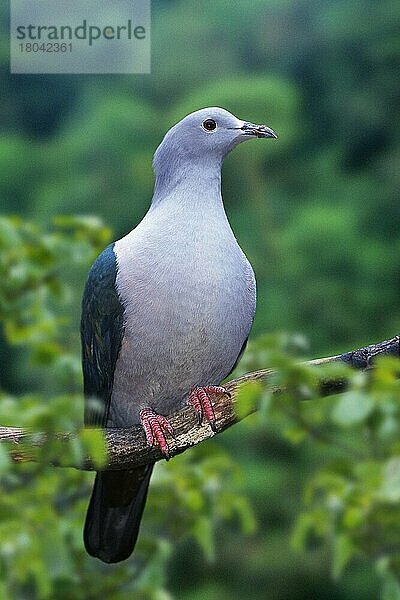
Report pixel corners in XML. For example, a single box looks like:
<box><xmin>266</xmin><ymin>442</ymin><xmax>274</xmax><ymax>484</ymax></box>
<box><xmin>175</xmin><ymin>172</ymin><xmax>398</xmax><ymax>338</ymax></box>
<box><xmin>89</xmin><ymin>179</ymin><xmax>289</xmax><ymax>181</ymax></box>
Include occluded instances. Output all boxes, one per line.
<box><xmin>0</xmin><ymin>335</ymin><xmax>398</xmax><ymax>470</ymax></box>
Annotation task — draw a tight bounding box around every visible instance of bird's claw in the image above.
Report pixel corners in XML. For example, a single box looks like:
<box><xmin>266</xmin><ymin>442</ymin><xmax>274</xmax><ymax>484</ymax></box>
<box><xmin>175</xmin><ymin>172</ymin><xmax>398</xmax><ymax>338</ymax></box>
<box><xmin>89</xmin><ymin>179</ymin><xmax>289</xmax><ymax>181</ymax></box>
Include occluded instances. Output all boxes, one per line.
<box><xmin>139</xmin><ymin>408</ymin><xmax>174</xmax><ymax>460</ymax></box>
<box><xmin>187</xmin><ymin>385</ymin><xmax>229</xmax><ymax>432</ymax></box>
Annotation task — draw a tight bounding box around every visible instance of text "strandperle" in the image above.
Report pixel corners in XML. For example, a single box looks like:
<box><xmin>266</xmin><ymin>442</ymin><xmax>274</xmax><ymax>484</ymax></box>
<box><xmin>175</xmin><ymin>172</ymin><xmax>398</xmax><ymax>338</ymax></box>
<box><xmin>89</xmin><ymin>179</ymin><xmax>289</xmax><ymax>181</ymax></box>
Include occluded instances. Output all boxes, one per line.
<box><xmin>16</xmin><ymin>19</ymin><xmax>146</xmax><ymax>46</ymax></box>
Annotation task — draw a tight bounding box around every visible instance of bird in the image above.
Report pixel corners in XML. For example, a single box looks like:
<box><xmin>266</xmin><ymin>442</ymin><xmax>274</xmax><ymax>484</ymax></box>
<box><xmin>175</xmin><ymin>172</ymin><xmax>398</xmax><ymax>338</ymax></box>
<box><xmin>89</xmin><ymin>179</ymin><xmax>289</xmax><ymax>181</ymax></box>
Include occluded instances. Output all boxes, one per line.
<box><xmin>81</xmin><ymin>107</ymin><xmax>277</xmax><ymax>563</ymax></box>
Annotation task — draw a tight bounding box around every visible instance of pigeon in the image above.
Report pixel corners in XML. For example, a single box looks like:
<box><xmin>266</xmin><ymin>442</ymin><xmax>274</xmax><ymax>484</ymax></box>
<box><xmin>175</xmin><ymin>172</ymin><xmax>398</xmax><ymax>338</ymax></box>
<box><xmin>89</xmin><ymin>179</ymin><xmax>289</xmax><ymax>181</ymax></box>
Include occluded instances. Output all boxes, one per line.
<box><xmin>81</xmin><ymin>107</ymin><xmax>277</xmax><ymax>563</ymax></box>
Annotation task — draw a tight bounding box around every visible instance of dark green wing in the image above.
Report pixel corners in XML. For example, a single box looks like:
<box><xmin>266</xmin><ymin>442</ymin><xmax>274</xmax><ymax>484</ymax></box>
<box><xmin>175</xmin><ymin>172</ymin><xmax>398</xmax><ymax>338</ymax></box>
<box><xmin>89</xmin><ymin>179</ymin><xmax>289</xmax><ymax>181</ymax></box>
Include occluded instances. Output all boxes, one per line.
<box><xmin>81</xmin><ymin>243</ymin><xmax>125</xmax><ymax>427</ymax></box>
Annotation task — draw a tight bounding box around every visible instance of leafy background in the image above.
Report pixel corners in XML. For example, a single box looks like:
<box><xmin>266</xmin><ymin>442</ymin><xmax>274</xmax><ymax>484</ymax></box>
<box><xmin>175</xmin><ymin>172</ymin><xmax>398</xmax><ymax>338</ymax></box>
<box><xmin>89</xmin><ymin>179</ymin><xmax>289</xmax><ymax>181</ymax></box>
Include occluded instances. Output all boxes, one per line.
<box><xmin>1</xmin><ymin>0</ymin><xmax>400</xmax><ymax>598</ymax></box>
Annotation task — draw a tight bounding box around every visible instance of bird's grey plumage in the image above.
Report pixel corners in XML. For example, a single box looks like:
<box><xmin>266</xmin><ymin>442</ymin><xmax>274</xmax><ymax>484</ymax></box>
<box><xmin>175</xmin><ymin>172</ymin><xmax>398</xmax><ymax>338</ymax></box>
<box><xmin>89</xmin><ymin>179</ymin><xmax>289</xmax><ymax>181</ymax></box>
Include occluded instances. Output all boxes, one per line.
<box><xmin>82</xmin><ymin>107</ymin><xmax>277</xmax><ymax>563</ymax></box>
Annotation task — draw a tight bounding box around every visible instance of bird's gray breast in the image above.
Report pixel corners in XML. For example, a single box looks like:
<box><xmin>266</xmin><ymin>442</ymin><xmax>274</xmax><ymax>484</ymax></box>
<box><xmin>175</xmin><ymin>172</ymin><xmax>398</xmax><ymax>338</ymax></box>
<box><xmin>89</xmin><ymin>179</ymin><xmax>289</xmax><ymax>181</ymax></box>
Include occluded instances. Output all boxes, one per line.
<box><xmin>109</xmin><ymin>210</ymin><xmax>256</xmax><ymax>426</ymax></box>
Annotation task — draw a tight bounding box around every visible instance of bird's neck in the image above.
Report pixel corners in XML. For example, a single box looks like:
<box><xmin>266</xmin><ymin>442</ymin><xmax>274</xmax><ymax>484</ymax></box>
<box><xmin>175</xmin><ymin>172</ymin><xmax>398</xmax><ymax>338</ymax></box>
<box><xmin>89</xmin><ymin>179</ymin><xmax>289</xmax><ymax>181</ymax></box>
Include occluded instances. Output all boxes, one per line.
<box><xmin>151</xmin><ymin>157</ymin><xmax>223</xmax><ymax>212</ymax></box>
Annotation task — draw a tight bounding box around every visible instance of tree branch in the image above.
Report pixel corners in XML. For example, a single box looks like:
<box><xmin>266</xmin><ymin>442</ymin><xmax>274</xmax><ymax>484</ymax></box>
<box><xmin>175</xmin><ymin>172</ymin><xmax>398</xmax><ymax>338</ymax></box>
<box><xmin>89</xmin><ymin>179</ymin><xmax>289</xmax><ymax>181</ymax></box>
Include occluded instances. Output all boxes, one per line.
<box><xmin>1</xmin><ymin>335</ymin><xmax>399</xmax><ymax>470</ymax></box>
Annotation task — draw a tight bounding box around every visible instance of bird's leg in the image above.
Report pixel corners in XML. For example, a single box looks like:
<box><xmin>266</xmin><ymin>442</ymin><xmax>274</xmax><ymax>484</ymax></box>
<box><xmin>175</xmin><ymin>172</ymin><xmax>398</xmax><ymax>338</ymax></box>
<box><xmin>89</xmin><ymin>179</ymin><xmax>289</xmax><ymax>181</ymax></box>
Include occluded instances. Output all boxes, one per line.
<box><xmin>139</xmin><ymin>408</ymin><xmax>174</xmax><ymax>460</ymax></box>
<box><xmin>187</xmin><ymin>386</ymin><xmax>230</xmax><ymax>432</ymax></box>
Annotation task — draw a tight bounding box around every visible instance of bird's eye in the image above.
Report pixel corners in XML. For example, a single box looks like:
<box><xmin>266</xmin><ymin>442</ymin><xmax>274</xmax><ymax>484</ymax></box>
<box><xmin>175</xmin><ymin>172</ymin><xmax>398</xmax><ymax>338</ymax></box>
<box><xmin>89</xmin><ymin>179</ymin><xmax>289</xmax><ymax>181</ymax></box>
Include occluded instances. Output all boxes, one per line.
<box><xmin>202</xmin><ymin>119</ymin><xmax>217</xmax><ymax>132</ymax></box>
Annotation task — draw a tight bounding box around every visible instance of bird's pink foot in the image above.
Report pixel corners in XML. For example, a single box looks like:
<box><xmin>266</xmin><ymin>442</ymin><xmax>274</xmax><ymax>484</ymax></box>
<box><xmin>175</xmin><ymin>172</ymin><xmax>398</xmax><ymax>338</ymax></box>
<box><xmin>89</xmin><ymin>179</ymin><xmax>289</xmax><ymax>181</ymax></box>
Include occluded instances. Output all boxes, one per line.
<box><xmin>139</xmin><ymin>408</ymin><xmax>174</xmax><ymax>460</ymax></box>
<box><xmin>188</xmin><ymin>386</ymin><xmax>230</xmax><ymax>432</ymax></box>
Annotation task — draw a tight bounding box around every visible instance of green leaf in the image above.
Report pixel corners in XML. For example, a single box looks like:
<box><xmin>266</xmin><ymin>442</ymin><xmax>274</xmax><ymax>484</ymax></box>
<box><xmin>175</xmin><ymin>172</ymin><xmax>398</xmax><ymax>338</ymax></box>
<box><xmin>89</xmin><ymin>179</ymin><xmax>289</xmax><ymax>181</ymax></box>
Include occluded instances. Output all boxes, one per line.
<box><xmin>332</xmin><ymin>391</ymin><xmax>374</xmax><ymax>426</ymax></box>
<box><xmin>284</xmin><ymin>425</ymin><xmax>307</xmax><ymax>444</ymax></box>
<box><xmin>192</xmin><ymin>516</ymin><xmax>215</xmax><ymax>562</ymax></box>
<box><xmin>332</xmin><ymin>533</ymin><xmax>356</xmax><ymax>580</ymax></box>
<box><xmin>79</xmin><ymin>429</ymin><xmax>107</xmax><ymax>469</ymax></box>
<box><xmin>235</xmin><ymin>380</ymin><xmax>263</xmax><ymax>420</ymax></box>
<box><xmin>380</xmin><ymin>457</ymin><xmax>400</xmax><ymax>503</ymax></box>
<box><xmin>0</xmin><ymin>444</ymin><xmax>10</xmax><ymax>475</ymax></box>
<box><xmin>233</xmin><ymin>495</ymin><xmax>257</xmax><ymax>535</ymax></box>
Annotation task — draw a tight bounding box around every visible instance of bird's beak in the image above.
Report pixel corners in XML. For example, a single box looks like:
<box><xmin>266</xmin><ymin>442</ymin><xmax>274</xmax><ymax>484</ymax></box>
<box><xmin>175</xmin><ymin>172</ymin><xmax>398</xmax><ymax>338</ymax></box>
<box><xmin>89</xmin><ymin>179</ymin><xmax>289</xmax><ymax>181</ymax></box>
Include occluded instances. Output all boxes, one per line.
<box><xmin>240</xmin><ymin>122</ymin><xmax>278</xmax><ymax>139</ymax></box>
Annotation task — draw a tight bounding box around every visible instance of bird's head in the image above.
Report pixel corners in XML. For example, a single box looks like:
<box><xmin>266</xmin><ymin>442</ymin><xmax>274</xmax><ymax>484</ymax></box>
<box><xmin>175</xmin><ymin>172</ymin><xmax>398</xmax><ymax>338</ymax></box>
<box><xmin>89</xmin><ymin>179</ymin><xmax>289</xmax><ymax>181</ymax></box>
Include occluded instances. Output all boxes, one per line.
<box><xmin>153</xmin><ymin>107</ymin><xmax>277</xmax><ymax>175</ymax></box>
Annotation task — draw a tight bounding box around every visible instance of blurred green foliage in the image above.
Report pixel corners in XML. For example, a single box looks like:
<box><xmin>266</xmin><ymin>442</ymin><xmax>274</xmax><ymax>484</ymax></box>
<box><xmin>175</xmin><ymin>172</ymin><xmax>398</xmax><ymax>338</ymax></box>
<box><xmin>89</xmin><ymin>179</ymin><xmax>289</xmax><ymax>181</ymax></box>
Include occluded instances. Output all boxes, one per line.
<box><xmin>1</xmin><ymin>0</ymin><xmax>400</xmax><ymax>597</ymax></box>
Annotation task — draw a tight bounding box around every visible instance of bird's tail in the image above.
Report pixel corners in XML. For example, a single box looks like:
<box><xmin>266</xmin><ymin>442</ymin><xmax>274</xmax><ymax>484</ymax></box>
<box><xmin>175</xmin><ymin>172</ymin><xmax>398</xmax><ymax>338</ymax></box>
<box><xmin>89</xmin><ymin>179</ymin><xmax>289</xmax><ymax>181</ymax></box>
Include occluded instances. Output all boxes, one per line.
<box><xmin>84</xmin><ymin>464</ymin><xmax>153</xmax><ymax>563</ymax></box>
